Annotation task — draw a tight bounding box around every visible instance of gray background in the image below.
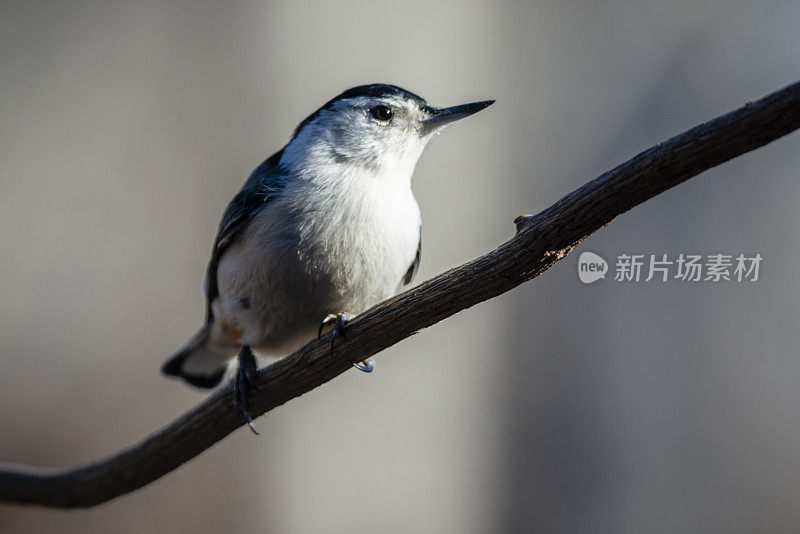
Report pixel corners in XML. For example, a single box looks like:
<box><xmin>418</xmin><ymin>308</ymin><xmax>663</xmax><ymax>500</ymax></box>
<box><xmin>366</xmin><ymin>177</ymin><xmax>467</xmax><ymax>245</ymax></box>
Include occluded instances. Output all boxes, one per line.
<box><xmin>2</xmin><ymin>1</ymin><xmax>800</xmax><ymax>533</ymax></box>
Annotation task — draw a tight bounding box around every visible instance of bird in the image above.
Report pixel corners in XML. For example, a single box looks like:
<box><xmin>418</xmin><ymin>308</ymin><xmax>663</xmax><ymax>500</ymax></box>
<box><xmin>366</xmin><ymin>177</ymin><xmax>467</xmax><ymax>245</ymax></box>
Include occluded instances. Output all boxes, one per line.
<box><xmin>161</xmin><ymin>83</ymin><xmax>494</xmax><ymax>431</ymax></box>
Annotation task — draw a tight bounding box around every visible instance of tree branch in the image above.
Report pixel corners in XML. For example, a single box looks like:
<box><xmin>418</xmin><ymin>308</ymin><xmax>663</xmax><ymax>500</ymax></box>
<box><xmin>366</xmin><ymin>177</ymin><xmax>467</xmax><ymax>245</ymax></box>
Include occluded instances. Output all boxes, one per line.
<box><xmin>2</xmin><ymin>80</ymin><xmax>800</xmax><ymax>508</ymax></box>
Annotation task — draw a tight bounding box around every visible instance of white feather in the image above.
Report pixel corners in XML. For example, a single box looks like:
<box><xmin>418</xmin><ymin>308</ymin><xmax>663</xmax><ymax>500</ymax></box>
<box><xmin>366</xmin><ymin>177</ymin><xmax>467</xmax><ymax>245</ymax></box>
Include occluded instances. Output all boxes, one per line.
<box><xmin>209</xmin><ymin>94</ymin><xmax>432</xmax><ymax>359</ymax></box>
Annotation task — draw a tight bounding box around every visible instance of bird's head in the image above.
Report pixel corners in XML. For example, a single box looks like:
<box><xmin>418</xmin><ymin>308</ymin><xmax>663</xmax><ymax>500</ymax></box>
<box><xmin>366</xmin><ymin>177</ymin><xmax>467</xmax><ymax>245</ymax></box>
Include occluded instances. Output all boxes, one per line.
<box><xmin>280</xmin><ymin>84</ymin><xmax>493</xmax><ymax>180</ymax></box>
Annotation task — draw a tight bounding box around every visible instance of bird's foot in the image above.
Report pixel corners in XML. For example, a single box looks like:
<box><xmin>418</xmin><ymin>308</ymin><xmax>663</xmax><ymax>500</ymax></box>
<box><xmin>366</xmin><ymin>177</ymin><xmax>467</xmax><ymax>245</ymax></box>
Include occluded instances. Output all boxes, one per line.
<box><xmin>232</xmin><ymin>345</ymin><xmax>260</xmax><ymax>435</ymax></box>
<box><xmin>317</xmin><ymin>312</ymin><xmax>375</xmax><ymax>373</ymax></box>
<box><xmin>318</xmin><ymin>312</ymin><xmax>351</xmax><ymax>349</ymax></box>
<box><xmin>353</xmin><ymin>358</ymin><xmax>375</xmax><ymax>373</ymax></box>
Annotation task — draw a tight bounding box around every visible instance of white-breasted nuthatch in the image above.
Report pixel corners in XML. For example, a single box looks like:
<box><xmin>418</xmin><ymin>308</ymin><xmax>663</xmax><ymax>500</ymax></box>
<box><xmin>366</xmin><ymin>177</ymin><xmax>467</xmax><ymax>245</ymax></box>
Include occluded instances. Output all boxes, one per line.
<box><xmin>162</xmin><ymin>84</ymin><xmax>494</xmax><ymax>430</ymax></box>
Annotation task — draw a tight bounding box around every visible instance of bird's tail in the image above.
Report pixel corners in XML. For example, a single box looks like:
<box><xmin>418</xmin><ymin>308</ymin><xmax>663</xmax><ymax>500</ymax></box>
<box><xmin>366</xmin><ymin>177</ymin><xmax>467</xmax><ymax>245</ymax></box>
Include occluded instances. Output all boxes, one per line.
<box><xmin>161</xmin><ymin>323</ymin><xmax>231</xmax><ymax>389</ymax></box>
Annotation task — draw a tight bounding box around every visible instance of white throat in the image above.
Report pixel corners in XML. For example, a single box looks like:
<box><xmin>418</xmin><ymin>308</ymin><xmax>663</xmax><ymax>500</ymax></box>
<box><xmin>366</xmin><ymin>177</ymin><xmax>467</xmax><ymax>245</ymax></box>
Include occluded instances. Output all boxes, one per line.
<box><xmin>279</xmin><ymin>105</ymin><xmax>430</xmax><ymax>189</ymax></box>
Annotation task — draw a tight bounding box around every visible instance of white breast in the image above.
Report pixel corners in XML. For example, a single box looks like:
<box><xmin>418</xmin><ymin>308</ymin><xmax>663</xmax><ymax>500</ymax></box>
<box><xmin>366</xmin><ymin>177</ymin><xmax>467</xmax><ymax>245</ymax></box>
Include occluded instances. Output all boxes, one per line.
<box><xmin>213</xmin><ymin>164</ymin><xmax>420</xmax><ymax>353</ymax></box>
<box><xmin>287</xmin><ymin>165</ymin><xmax>421</xmax><ymax>311</ymax></box>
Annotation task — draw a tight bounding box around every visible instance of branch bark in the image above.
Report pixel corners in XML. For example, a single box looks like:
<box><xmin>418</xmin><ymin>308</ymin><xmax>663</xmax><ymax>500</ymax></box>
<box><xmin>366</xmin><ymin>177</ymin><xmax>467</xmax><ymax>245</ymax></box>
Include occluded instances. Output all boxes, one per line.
<box><xmin>2</xmin><ymin>80</ymin><xmax>800</xmax><ymax>508</ymax></box>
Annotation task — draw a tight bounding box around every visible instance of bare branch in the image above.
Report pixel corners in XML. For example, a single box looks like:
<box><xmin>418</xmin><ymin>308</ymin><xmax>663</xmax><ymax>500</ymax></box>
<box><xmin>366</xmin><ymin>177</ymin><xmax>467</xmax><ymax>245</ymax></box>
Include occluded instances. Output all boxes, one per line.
<box><xmin>2</xmin><ymin>80</ymin><xmax>800</xmax><ymax>508</ymax></box>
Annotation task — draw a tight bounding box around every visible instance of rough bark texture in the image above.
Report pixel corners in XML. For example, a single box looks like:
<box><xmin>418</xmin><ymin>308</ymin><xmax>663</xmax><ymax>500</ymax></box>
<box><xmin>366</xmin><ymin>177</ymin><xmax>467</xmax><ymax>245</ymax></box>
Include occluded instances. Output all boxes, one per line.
<box><xmin>2</xmin><ymin>80</ymin><xmax>799</xmax><ymax>508</ymax></box>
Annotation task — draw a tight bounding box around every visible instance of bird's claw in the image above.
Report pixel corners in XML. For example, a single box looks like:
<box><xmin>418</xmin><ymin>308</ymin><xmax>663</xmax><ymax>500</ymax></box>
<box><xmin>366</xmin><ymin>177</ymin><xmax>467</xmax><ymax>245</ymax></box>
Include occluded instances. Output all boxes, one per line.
<box><xmin>318</xmin><ymin>313</ymin><xmax>341</xmax><ymax>341</ymax></box>
<box><xmin>317</xmin><ymin>312</ymin><xmax>374</xmax><ymax>373</ymax></box>
<box><xmin>233</xmin><ymin>346</ymin><xmax>260</xmax><ymax>435</ymax></box>
<box><xmin>318</xmin><ymin>312</ymin><xmax>350</xmax><ymax>354</ymax></box>
<box><xmin>353</xmin><ymin>358</ymin><xmax>375</xmax><ymax>372</ymax></box>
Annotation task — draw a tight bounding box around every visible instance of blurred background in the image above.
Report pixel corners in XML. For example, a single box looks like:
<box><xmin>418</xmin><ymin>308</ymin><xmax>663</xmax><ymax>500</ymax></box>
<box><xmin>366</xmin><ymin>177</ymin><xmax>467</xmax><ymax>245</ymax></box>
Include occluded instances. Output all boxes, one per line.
<box><xmin>2</xmin><ymin>1</ymin><xmax>800</xmax><ymax>532</ymax></box>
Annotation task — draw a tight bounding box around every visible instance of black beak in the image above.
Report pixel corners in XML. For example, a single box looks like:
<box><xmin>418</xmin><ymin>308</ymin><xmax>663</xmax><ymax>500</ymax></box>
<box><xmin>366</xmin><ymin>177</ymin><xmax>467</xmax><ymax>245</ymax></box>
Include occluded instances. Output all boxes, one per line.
<box><xmin>421</xmin><ymin>100</ymin><xmax>495</xmax><ymax>134</ymax></box>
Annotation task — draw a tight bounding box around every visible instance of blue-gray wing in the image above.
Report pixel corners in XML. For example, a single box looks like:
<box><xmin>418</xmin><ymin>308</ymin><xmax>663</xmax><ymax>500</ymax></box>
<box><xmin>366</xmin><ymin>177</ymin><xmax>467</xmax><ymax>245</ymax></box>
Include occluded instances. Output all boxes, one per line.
<box><xmin>204</xmin><ymin>149</ymin><xmax>285</xmax><ymax>322</ymax></box>
<box><xmin>402</xmin><ymin>232</ymin><xmax>422</xmax><ymax>286</ymax></box>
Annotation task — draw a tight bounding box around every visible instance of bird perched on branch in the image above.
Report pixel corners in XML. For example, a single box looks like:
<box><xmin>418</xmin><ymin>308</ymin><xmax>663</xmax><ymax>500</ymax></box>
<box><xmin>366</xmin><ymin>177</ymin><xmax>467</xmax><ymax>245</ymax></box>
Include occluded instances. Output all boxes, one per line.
<box><xmin>162</xmin><ymin>84</ymin><xmax>494</xmax><ymax>431</ymax></box>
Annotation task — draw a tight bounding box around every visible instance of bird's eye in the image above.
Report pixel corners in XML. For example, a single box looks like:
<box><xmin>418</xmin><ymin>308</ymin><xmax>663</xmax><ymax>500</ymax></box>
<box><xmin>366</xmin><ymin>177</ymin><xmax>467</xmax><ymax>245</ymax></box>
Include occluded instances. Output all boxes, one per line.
<box><xmin>369</xmin><ymin>105</ymin><xmax>393</xmax><ymax>122</ymax></box>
